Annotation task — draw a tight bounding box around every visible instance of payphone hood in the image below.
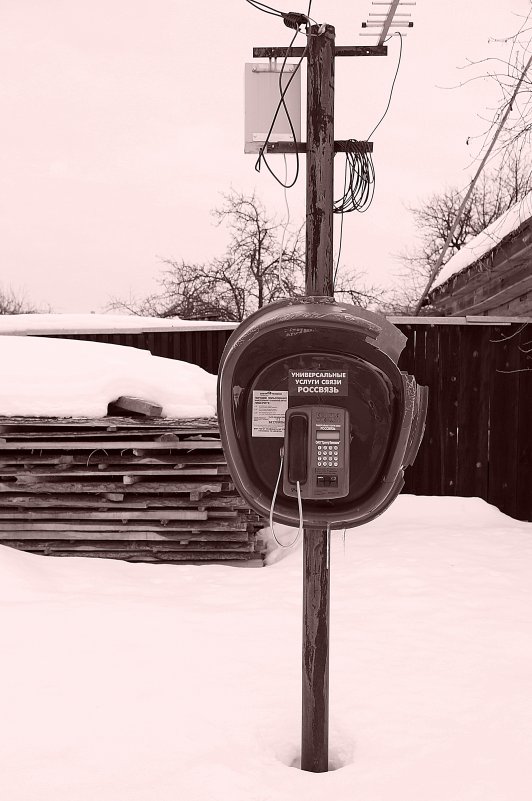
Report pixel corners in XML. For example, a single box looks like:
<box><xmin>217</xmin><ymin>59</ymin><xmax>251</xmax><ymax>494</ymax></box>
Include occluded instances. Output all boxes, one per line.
<box><xmin>219</xmin><ymin>296</ymin><xmax>407</xmax><ymax>366</ymax></box>
<box><xmin>217</xmin><ymin>297</ymin><xmax>427</xmax><ymax>530</ymax></box>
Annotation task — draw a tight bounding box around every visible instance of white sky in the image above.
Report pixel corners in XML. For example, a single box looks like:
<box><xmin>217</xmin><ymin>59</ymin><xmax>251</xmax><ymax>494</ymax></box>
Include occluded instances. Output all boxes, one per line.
<box><xmin>1</xmin><ymin>1</ymin><xmax>528</xmax><ymax>312</ymax></box>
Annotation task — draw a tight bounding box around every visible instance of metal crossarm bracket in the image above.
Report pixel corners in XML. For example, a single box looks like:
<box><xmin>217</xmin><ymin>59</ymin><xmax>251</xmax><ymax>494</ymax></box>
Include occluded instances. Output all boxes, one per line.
<box><xmin>252</xmin><ymin>45</ymin><xmax>387</xmax><ymax>58</ymax></box>
<box><xmin>260</xmin><ymin>140</ymin><xmax>373</xmax><ymax>154</ymax></box>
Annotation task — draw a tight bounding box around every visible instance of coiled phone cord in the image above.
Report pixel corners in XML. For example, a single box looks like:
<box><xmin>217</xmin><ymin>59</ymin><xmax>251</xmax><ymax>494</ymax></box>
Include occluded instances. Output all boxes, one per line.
<box><xmin>269</xmin><ymin>447</ymin><xmax>303</xmax><ymax>548</ymax></box>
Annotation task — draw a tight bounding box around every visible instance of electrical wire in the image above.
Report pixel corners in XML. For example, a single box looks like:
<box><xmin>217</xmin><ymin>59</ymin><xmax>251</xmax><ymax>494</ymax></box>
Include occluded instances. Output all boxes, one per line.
<box><xmin>269</xmin><ymin>448</ymin><xmax>301</xmax><ymax>548</ymax></box>
<box><xmin>277</xmin><ymin>153</ymin><xmax>291</xmax><ymax>288</ymax></box>
<box><xmin>245</xmin><ymin>0</ymin><xmax>283</xmax><ymax>18</ymax></box>
<box><xmin>333</xmin><ymin>157</ymin><xmax>349</xmax><ymax>286</ymax></box>
<box><xmin>333</xmin><ymin>32</ymin><xmax>404</xmax><ymax>275</ymax></box>
<box><xmin>248</xmin><ymin>2</ymin><xmax>319</xmax><ymax>188</ymax></box>
<box><xmin>367</xmin><ymin>31</ymin><xmax>403</xmax><ymax>140</ymax></box>
<box><xmin>333</xmin><ymin>142</ymin><xmax>375</xmax><ymax>215</ymax></box>
<box><xmin>254</xmin><ymin>27</ymin><xmax>307</xmax><ymax>188</ymax></box>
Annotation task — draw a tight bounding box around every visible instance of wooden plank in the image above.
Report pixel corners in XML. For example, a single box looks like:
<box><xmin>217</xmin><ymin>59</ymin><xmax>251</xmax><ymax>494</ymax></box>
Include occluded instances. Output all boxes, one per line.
<box><xmin>422</xmin><ymin>324</ymin><xmax>444</xmax><ymax>495</ymax></box>
<box><xmin>498</xmin><ymin>295</ymin><xmax>532</xmax><ymax>317</ymax></box>
<box><xmin>21</xmin><ymin>550</ymin><xmax>258</xmax><ymax>562</ymax></box>
<box><xmin>0</xmin><ymin>415</ymin><xmax>217</xmax><ymax>430</ymax></box>
<box><xmin>0</xmin><ymin>440</ymin><xmax>223</xmax><ymax>450</ymax></box>
<box><xmin>108</xmin><ymin>396</ymin><xmax>163</xmax><ymax>417</ymax></box>
<box><xmin>0</xmin><ymin>481</ymin><xmax>230</xmax><ymax>494</ymax></box>
<box><xmin>259</xmin><ymin>141</ymin><xmax>374</xmax><ymax>154</ymax></box>
<box><xmin>11</xmin><ymin>541</ymin><xmax>254</xmax><ymax>553</ymax></box>
<box><xmin>0</xmin><ymin>520</ymin><xmax>248</xmax><ymax>531</ymax></box>
<box><xmin>487</xmin><ymin>325</ymin><xmax>521</xmax><ymax>517</ymax></box>
<box><xmin>456</xmin><ymin>326</ymin><xmax>489</xmax><ymax>499</ymax></box>
<box><xmin>438</xmin><ymin>325</ymin><xmax>460</xmax><ymax>495</ymax></box>
<box><xmin>0</xmin><ymin>452</ymin><xmax>227</xmax><ymax>466</ymax></box>
<box><xmin>411</xmin><ymin>325</ymin><xmax>431</xmax><ymax>495</ymax></box>
<box><xmin>0</xmin><ymin>530</ymin><xmax>250</xmax><ymax>541</ymax></box>
<box><xmin>516</xmin><ymin>324</ymin><xmax>532</xmax><ymax>521</ymax></box>
<box><xmin>252</xmin><ymin>45</ymin><xmax>387</xmax><ymax>57</ymax></box>
<box><xmin>6</xmin><ymin>467</ymin><xmax>224</xmax><ymax>478</ymax></box>
<box><xmin>0</xmin><ymin>495</ymin><xmax>149</xmax><ymax>509</ymax></box>
<box><xmin>0</xmin><ymin>493</ymin><xmax>251</xmax><ymax>509</ymax></box>
<box><xmin>0</xmin><ymin>510</ymin><xmax>209</xmax><ymax>521</ymax></box>
<box><xmin>0</xmin><ymin>431</ymin><xmax>221</xmax><ymax>442</ymax></box>
<box><xmin>462</xmin><ymin>274</ymin><xmax>532</xmax><ymax>316</ymax></box>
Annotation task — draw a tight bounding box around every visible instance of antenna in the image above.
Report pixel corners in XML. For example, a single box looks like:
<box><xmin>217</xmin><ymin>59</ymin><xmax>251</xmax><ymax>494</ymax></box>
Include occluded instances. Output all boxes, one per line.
<box><xmin>361</xmin><ymin>0</ymin><xmax>416</xmax><ymax>44</ymax></box>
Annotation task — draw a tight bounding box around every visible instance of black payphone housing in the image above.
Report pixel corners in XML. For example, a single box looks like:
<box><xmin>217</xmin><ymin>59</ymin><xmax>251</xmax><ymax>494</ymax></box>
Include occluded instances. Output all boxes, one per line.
<box><xmin>217</xmin><ymin>297</ymin><xmax>427</xmax><ymax>529</ymax></box>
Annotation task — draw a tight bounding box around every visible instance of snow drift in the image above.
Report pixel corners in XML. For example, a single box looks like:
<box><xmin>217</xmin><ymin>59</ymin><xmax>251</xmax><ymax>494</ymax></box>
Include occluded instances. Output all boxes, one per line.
<box><xmin>0</xmin><ymin>336</ymin><xmax>217</xmax><ymax>418</ymax></box>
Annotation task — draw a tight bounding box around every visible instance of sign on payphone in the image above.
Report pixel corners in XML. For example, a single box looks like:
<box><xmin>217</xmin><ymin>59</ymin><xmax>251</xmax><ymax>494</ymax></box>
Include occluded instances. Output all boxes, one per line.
<box><xmin>288</xmin><ymin>369</ymin><xmax>348</xmax><ymax>396</ymax></box>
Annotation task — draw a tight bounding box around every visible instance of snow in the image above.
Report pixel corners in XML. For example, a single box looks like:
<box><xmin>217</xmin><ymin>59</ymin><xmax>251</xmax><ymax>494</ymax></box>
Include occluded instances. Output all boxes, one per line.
<box><xmin>431</xmin><ymin>189</ymin><xmax>532</xmax><ymax>291</ymax></box>
<box><xmin>0</xmin><ymin>313</ymin><xmax>237</xmax><ymax>334</ymax></box>
<box><xmin>1</xmin><ymin>495</ymin><xmax>531</xmax><ymax>800</ymax></box>
<box><xmin>0</xmin><ymin>336</ymin><xmax>217</xmax><ymax>418</ymax></box>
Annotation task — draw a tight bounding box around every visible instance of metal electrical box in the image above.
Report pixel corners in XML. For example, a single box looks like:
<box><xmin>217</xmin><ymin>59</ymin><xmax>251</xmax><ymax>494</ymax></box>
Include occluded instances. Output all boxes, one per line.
<box><xmin>244</xmin><ymin>63</ymin><xmax>302</xmax><ymax>154</ymax></box>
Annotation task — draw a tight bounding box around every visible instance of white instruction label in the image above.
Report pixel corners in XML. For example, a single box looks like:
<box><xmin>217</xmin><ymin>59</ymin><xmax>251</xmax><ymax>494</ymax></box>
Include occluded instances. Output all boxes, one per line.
<box><xmin>252</xmin><ymin>391</ymin><xmax>288</xmax><ymax>437</ymax></box>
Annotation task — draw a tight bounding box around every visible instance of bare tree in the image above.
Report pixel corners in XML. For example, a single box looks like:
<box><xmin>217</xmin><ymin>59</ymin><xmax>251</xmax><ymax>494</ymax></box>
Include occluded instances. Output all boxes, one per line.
<box><xmin>387</xmin><ymin>146</ymin><xmax>532</xmax><ymax>313</ymax></box>
<box><xmin>109</xmin><ymin>190</ymin><xmax>306</xmax><ymax>321</ymax></box>
<box><xmin>454</xmin><ymin>12</ymin><xmax>532</xmax><ymax>168</ymax></box>
<box><xmin>333</xmin><ymin>267</ymin><xmax>387</xmax><ymax>309</ymax></box>
<box><xmin>0</xmin><ymin>286</ymin><xmax>40</xmax><ymax>315</ymax></box>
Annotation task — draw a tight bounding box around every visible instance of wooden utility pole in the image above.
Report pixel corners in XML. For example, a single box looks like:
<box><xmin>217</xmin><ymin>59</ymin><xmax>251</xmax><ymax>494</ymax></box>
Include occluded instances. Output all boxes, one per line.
<box><xmin>305</xmin><ymin>25</ymin><xmax>335</xmax><ymax>297</ymax></box>
<box><xmin>301</xmin><ymin>23</ymin><xmax>335</xmax><ymax>774</ymax></box>
<box><xmin>252</xmin><ymin>24</ymin><xmax>384</xmax><ymax>777</ymax></box>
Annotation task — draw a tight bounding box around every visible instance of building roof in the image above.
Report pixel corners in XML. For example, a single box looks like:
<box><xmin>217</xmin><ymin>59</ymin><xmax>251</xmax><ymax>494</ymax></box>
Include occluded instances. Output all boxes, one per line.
<box><xmin>429</xmin><ymin>190</ymin><xmax>532</xmax><ymax>294</ymax></box>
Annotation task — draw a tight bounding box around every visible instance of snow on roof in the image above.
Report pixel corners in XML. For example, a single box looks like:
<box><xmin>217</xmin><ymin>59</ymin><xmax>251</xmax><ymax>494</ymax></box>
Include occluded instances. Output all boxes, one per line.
<box><xmin>431</xmin><ymin>190</ymin><xmax>532</xmax><ymax>293</ymax></box>
<box><xmin>0</xmin><ymin>313</ymin><xmax>237</xmax><ymax>335</ymax></box>
<box><xmin>0</xmin><ymin>336</ymin><xmax>217</xmax><ymax>418</ymax></box>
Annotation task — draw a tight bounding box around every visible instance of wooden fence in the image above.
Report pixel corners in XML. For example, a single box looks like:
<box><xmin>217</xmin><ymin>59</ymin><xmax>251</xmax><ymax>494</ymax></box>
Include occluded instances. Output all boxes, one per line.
<box><xmin>41</xmin><ymin>320</ymin><xmax>532</xmax><ymax>522</ymax></box>
<box><xmin>397</xmin><ymin>321</ymin><xmax>532</xmax><ymax>523</ymax></box>
<box><xmin>51</xmin><ymin>329</ymin><xmax>234</xmax><ymax>375</ymax></box>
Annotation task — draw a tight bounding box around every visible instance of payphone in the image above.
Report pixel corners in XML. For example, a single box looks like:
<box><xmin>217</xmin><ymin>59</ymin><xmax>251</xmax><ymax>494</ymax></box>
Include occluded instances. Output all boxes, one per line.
<box><xmin>217</xmin><ymin>296</ymin><xmax>427</xmax><ymax>529</ymax></box>
<box><xmin>283</xmin><ymin>406</ymin><xmax>350</xmax><ymax>500</ymax></box>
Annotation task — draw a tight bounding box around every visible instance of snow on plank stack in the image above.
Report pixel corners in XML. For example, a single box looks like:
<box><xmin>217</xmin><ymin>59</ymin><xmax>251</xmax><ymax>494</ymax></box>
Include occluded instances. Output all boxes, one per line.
<box><xmin>0</xmin><ymin>415</ymin><xmax>263</xmax><ymax>563</ymax></box>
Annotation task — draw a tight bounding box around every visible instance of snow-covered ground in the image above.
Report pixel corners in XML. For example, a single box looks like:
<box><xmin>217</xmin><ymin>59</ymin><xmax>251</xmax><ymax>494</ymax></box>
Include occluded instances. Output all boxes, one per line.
<box><xmin>1</xmin><ymin>495</ymin><xmax>531</xmax><ymax>801</ymax></box>
<box><xmin>0</xmin><ymin>336</ymin><xmax>217</xmax><ymax>418</ymax></box>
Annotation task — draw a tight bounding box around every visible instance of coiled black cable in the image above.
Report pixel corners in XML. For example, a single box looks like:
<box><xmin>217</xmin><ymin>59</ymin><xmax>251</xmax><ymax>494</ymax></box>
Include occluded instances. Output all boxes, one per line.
<box><xmin>333</xmin><ymin>143</ymin><xmax>376</xmax><ymax>214</ymax></box>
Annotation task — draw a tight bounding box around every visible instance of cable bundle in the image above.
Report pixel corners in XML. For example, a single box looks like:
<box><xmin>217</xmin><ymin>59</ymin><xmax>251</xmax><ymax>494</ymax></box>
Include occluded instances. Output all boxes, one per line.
<box><xmin>334</xmin><ymin>143</ymin><xmax>375</xmax><ymax>214</ymax></box>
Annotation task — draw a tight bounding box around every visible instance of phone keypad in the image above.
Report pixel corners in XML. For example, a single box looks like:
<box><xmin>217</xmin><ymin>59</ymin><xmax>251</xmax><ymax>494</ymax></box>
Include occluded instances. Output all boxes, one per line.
<box><xmin>316</xmin><ymin>441</ymin><xmax>339</xmax><ymax>467</ymax></box>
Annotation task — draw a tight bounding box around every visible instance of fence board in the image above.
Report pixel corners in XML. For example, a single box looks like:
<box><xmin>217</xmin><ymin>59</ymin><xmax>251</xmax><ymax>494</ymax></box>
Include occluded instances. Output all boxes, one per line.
<box><xmin>411</xmin><ymin>325</ymin><xmax>431</xmax><ymax>495</ymax></box>
<box><xmin>516</xmin><ymin>324</ymin><xmax>532</xmax><ymax>521</ymax></box>
<box><xmin>439</xmin><ymin>325</ymin><xmax>460</xmax><ymax>495</ymax></box>
<box><xmin>424</xmin><ymin>325</ymin><xmax>444</xmax><ymax>495</ymax></box>
<box><xmin>456</xmin><ymin>326</ymin><xmax>489</xmax><ymax>498</ymax></box>
<box><xmin>488</xmin><ymin>326</ymin><xmax>521</xmax><ymax>518</ymax></box>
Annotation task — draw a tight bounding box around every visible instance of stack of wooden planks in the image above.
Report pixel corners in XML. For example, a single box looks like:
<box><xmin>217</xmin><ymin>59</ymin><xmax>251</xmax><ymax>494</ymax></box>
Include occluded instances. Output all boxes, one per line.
<box><xmin>0</xmin><ymin>416</ymin><xmax>265</xmax><ymax>564</ymax></box>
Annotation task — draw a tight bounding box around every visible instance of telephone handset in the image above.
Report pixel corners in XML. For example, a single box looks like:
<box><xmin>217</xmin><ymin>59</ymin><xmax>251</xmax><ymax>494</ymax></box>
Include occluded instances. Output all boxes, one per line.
<box><xmin>282</xmin><ymin>405</ymin><xmax>350</xmax><ymax>500</ymax></box>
